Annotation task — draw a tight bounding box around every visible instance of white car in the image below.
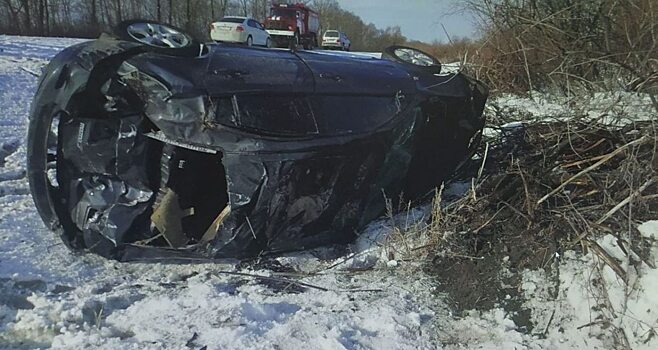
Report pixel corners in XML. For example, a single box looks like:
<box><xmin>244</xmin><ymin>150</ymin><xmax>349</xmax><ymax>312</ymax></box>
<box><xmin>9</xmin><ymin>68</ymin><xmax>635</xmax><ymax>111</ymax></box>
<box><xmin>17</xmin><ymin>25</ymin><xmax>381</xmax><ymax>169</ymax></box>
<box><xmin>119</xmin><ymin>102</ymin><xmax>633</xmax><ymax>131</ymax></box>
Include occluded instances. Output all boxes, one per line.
<box><xmin>321</xmin><ymin>30</ymin><xmax>351</xmax><ymax>51</ymax></box>
<box><xmin>210</xmin><ymin>17</ymin><xmax>272</xmax><ymax>47</ymax></box>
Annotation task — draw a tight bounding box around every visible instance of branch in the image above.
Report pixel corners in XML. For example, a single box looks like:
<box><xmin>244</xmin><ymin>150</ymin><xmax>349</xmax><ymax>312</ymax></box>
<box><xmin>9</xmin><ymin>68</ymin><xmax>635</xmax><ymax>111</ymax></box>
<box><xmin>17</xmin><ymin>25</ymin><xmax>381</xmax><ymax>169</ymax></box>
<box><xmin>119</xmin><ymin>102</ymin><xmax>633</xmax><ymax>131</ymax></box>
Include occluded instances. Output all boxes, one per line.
<box><xmin>536</xmin><ymin>136</ymin><xmax>648</xmax><ymax>205</ymax></box>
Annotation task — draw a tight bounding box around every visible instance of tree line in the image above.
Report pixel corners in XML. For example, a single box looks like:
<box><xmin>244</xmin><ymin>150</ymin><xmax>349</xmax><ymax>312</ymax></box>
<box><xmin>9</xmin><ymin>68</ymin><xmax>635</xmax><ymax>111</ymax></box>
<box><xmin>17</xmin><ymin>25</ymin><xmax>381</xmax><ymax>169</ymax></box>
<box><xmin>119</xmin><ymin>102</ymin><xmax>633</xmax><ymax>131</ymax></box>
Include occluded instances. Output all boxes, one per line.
<box><xmin>0</xmin><ymin>0</ymin><xmax>407</xmax><ymax>51</ymax></box>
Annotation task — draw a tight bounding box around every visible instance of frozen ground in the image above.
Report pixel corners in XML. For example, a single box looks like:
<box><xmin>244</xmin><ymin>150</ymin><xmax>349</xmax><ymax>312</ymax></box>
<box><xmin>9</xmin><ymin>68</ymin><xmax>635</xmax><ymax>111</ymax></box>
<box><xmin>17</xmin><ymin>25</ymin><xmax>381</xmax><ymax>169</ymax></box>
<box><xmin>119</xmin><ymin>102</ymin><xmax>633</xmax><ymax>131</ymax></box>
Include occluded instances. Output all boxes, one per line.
<box><xmin>1</xmin><ymin>35</ymin><xmax>657</xmax><ymax>349</ymax></box>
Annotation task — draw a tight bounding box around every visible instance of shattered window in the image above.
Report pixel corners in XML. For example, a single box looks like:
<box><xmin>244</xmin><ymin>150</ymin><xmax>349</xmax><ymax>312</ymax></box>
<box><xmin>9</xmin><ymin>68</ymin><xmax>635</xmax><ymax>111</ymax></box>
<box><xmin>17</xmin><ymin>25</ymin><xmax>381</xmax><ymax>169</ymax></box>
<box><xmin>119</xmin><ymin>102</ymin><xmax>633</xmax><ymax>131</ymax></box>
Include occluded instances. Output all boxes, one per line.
<box><xmin>213</xmin><ymin>95</ymin><xmax>319</xmax><ymax>136</ymax></box>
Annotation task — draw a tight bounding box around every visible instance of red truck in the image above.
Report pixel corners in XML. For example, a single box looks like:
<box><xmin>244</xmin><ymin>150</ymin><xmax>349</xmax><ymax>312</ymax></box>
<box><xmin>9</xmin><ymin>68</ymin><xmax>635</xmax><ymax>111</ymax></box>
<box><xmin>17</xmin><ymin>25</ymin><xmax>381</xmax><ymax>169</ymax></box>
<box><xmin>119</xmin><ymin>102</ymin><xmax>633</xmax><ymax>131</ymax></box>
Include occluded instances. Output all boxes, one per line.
<box><xmin>264</xmin><ymin>2</ymin><xmax>320</xmax><ymax>49</ymax></box>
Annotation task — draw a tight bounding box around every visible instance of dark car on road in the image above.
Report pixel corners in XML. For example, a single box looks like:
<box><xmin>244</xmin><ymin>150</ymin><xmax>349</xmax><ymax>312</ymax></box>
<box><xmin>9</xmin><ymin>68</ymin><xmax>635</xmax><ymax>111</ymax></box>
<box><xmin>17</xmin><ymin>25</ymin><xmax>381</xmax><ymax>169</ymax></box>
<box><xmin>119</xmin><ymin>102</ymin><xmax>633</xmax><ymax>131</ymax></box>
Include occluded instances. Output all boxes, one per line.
<box><xmin>28</xmin><ymin>20</ymin><xmax>487</xmax><ymax>261</ymax></box>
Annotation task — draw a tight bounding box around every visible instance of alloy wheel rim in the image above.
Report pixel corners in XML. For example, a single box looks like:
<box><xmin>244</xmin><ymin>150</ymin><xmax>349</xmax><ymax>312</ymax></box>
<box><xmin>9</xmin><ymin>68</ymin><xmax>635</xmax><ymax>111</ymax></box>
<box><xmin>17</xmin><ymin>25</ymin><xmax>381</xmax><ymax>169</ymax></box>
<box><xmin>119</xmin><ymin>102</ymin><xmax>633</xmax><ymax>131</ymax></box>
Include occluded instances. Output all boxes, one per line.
<box><xmin>394</xmin><ymin>48</ymin><xmax>435</xmax><ymax>66</ymax></box>
<box><xmin>127</xmin><ymin>22</ymin><xmax>191</xmax><ymax>49</ymax></box>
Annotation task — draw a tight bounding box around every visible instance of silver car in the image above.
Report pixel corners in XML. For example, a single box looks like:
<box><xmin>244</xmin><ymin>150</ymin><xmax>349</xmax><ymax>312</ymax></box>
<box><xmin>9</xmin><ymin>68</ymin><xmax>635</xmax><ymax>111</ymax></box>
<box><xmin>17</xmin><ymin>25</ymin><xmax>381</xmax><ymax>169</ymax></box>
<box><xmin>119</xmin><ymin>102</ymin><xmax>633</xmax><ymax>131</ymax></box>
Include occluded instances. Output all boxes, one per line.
<box><xmin>210</xmin><ymin>16</ymin><xmax>272</xmax><ymax>47</ymax></box>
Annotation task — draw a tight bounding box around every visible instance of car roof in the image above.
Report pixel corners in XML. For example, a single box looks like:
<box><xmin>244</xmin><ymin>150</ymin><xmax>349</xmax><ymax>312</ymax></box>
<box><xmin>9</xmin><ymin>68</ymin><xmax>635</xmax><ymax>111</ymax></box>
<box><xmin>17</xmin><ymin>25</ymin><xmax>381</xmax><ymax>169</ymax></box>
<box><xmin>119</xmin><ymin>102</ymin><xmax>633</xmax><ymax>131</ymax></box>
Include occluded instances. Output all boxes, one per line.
<box><xmin>222</xmin><ymin>16</ymin><xmax>248</xmax><ymax>20</ymax></box>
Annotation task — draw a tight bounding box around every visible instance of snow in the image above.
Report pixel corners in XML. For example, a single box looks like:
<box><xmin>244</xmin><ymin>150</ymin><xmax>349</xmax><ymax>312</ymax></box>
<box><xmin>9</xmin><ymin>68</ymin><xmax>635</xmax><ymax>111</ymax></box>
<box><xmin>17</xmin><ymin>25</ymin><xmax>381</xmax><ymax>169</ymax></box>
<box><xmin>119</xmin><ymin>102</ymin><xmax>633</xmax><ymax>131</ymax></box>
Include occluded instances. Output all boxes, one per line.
<box><xmin>638</xmin><ymin>221</ymin><xmax>658</xmax><ymax>240</ymax></box>
<box><xmin>1</xmin><ymin>34</ymin><xmax>658</xmax><ymax>349</ymax></box>
<box><xmin>488</xmin><ymin>91</ymin><xmax>657</xmax><ymax>123</ymax></box>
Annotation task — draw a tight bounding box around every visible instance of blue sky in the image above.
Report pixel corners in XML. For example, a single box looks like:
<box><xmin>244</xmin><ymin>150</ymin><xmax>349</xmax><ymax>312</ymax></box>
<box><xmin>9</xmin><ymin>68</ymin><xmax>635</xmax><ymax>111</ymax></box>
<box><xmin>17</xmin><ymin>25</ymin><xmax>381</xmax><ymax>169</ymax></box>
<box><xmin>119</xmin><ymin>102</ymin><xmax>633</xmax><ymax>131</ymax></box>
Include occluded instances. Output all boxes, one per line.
<box><xmin>335</xmin><ymin>0</ymin><xmax>478</xmax><ymax>43</ymax></box>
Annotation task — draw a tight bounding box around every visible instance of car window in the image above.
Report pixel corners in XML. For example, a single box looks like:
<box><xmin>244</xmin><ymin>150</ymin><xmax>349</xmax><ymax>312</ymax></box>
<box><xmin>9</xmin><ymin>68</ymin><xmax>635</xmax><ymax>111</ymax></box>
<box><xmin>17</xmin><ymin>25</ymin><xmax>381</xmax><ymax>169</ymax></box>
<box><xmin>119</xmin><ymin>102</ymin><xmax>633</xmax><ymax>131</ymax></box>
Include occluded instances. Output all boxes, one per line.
<box><xmin>213</xmin><ymin>95</ymin><xmax>319</xmax><ymax>136</ymax></box>
<box><xmin>220</xmin><ymin>17</ymin><xmax>245</xmax><ymax>24</ymax></box>
<box><xmin>213</xmin><ymin>95</ymin><xmax>399</xmax><ymax>136</ymax></box>
<box><xmin>272</xmin><ymin>8</ymin><xmax>294</xmax><ymax>17</ymax></box>
<box><xmin>310</xmin><ymin>96</ymin><xmax>399</xmax><ymax>134</ymax></box>
<box><xmin>324</xmin><ymin>31</ymin><xmax>339</xmax><ymax>38</ymax></box>
<box><xmin>247</xmin><ymin>19</ymin><xmax>258</xmax><ymax>28</ymax></box>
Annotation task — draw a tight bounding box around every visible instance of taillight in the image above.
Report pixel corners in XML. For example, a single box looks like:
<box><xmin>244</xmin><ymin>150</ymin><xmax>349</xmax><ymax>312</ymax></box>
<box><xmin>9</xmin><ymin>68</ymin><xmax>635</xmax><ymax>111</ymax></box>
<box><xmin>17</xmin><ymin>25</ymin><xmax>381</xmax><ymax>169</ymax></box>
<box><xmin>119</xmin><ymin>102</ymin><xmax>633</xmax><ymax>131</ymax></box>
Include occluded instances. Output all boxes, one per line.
<box><xmin>209</xmin><ymin>24</ymin><xmax>214</xmax><ymax>31</ymax></box>
<box><xmin>236</xmin><ymin>25</ymin><xmax>245</xmax><ymax>32</ymax></box>
<box><xmin>288</xmin><ymin>25</ymin><xmax>293</xmax><ymax>31</ymax></box>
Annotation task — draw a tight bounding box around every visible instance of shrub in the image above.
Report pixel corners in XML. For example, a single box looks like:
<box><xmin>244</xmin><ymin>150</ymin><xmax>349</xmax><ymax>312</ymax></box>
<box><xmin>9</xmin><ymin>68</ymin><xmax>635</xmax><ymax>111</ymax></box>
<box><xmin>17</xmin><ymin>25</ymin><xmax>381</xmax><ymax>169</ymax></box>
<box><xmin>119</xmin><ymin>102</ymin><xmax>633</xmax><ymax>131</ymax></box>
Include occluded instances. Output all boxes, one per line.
<box><xmin>465</xmin><ymin>0</ymin><xmax>658</xmax><ymax>94</ymax></box>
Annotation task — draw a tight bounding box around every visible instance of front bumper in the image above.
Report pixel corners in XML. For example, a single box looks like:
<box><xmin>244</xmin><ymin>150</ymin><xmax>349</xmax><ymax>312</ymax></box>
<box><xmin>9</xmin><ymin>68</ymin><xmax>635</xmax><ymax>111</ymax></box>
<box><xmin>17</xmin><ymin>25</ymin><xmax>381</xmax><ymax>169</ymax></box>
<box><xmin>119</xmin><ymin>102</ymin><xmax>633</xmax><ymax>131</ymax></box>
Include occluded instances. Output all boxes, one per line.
<box><xmin>266</xmin><ymin>30</ymin><xmax>295</xmax><ymax>37</ymax></box>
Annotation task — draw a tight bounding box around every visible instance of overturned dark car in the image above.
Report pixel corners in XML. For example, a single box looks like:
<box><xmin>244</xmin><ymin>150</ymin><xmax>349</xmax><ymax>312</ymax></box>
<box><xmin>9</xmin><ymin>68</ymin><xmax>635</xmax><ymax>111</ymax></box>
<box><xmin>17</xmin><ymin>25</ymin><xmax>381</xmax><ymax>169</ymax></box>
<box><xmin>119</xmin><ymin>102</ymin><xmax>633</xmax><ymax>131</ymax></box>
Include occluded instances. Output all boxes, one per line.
<box><xmin>28</xmin><ymin>21</ymin><xmax>487</xmax><ymax>261</ymax></box>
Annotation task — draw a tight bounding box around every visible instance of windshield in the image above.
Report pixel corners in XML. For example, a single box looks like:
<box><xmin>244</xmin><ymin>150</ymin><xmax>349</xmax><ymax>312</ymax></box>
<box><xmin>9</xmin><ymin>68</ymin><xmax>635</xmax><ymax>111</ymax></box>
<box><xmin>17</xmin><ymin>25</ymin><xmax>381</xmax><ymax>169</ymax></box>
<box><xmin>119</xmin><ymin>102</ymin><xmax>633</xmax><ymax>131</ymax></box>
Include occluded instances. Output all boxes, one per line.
<box><xmin>220</xmin><ymin>17</ymin><xmax>245</xmax><ymax>23</ymax></box>
<box><xmin>271</xmin><ymin>8</ymin><xmax>295</xmax><ymax>17</ymax></box>
<box><xmin>324</xmin><ymin>31</ymin><xmax>339</xmax><ymax>37</ymax></box>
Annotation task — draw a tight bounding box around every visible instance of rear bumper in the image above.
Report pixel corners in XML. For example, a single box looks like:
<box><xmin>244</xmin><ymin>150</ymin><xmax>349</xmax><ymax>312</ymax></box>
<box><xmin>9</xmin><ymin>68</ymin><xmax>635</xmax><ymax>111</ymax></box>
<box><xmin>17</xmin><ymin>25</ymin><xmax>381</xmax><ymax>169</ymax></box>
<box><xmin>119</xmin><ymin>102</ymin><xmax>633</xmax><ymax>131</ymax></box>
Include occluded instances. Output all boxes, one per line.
<box><xmin>210</xmin><ymin>30</ymin><xmax>247</xmax><ymax>43</ymax></box>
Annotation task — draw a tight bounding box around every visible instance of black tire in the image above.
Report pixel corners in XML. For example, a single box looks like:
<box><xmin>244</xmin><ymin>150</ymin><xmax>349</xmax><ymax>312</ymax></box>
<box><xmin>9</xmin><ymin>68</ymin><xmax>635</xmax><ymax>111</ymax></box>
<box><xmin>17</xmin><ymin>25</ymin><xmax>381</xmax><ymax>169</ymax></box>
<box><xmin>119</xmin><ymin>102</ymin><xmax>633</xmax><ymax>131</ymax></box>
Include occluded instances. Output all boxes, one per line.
<box><xmin>382</xmin><ymin>45</ymin><xmax>441</xmax><ymax>74</ymax></box>
<box><xmin>27</xmin><ymin>109</ymin><xmax>64</xmax><ymax>235</ymax></box>
<box><xmin>113</xmin><ymin>19</ymin><xmax>204</xmax><ymax>57</ymax></box>
<box><xmin>246</xmin><ymin>36</ymin><xmax>253</xmax><ymax>47</ymax></box>
<box><xmin>266</xmin><ymin>38</ymin><xmax>272</xmax><ymax>48</ymax></box>
<box><xmin>27</xmin><ymin>109</ymin><xmax>87</xmax><ymax>251</ymax></box>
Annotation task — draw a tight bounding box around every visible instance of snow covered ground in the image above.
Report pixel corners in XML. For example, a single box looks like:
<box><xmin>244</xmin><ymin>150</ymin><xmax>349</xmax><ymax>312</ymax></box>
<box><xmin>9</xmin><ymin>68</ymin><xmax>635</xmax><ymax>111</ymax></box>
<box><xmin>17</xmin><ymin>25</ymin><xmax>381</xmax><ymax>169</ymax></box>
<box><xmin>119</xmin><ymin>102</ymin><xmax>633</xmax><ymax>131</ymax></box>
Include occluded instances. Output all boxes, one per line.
<box><xmin>1</xmin><ymin>35</ymin><xmax>657</xmax><ymax>349</ymax></box>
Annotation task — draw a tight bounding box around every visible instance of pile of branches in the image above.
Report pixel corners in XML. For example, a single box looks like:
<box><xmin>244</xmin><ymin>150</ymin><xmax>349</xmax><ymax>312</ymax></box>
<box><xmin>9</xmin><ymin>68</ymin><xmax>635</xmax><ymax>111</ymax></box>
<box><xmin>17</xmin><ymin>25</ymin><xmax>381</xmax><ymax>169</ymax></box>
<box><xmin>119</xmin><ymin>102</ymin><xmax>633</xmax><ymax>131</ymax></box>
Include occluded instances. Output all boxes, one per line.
<box><xmin>434</xmin><ymin>119</ymin><xmax>658</xmax><ymax>271</ymax></box>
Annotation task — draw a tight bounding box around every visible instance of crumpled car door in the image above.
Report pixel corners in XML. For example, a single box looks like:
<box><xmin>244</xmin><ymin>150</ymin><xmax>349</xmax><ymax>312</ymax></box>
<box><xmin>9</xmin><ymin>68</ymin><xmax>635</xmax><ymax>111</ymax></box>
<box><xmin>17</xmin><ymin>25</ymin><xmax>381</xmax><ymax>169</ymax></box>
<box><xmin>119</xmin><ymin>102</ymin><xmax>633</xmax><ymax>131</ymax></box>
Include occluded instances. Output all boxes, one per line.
<box><xmin>204</xmin><ymin>46</ymin><xmax>314</xmax><ymax>94</ymax></box>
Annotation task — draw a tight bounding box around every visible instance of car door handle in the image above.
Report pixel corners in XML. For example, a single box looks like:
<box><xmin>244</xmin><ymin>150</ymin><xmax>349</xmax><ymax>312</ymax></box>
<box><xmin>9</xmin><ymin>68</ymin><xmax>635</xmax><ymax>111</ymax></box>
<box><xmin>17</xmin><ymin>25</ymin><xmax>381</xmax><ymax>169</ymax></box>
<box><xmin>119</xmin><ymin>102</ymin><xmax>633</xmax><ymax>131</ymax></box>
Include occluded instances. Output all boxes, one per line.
<box><xmin>319</xmin><ymin>73</ymin><xmax>343</xmax><ymax>82</ymax></box>
<box><xmin>213</xmin><ymin>69</ymin><xmax>249</xmax><ymax>79</ymax></box>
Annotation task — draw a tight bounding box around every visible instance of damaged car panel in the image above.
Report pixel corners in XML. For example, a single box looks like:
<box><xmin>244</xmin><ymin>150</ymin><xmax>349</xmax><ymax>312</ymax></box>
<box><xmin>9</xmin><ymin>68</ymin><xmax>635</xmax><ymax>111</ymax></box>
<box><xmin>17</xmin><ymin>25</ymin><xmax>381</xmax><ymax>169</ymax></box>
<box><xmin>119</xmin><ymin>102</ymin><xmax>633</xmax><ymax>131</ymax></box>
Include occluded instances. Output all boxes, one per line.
<box><xmin>28</xmin><ymin>22</ymin><xmax>488</xmax><ymax>261</ymax></box>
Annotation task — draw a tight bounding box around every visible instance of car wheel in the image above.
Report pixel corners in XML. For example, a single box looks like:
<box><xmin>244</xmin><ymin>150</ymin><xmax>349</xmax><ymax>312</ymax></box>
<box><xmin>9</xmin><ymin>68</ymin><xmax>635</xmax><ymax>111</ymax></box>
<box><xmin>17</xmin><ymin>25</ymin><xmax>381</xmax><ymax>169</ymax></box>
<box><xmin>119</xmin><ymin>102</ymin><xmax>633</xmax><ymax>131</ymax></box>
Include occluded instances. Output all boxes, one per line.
<box><xmin>246</xmin><ymin>36</ymin><xmax>253</xmax><ymax>47</ymax></box>
<box><xmin>266</xmin><ymin>38</ymin><xmax>272</xmax><ymax>48</ymax></box>
<box><xmin>382</xmin><ymin>45</ymin><xmax>442</xmax><ymax>74</ymax></box>
<box><xmin>113</xmin><ymin>19</ymin><xmax>204</xmax><ymax>57</ymax></box>
<box><xmin>27</xmin><ymin>109</ymin><xmax>104</xmax><ymax>253</ymax></box>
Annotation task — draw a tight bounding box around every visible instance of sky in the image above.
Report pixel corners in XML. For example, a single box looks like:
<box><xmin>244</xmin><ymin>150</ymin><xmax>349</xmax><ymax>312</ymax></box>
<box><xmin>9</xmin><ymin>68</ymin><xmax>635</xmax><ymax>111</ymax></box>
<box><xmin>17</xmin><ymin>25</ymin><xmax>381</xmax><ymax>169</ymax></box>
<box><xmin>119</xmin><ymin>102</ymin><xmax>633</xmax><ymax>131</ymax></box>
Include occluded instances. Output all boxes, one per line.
<box><xmin>335</xmin><ymin>0</ymin><xmax>478</xmax><ymax>43</ymax></box>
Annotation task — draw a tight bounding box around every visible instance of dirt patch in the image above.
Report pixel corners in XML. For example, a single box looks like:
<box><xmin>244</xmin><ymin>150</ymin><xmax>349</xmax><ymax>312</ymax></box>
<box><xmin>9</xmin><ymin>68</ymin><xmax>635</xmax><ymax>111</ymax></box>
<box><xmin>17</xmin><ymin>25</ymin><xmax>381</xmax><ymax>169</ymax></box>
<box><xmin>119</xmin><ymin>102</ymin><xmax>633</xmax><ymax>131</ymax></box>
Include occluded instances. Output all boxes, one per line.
<box><xmin>427</xmin><ymin>228</ymin><xmax>556</xmax><ymax>333</ymax></box>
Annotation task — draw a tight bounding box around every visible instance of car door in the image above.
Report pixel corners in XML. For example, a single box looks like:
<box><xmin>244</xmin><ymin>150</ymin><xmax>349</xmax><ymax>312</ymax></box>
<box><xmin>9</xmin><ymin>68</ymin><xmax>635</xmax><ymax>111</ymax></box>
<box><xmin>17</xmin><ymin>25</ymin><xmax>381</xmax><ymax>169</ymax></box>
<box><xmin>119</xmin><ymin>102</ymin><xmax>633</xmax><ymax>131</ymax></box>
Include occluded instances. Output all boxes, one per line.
<box><xmin>255</xmin><ymin>21</ymin><xmax>269</xmax><ymax>46</ymax></box>
<box><xmin>247</xmin><ymin>19</ymin><xmax>264</xmax><ymax>46</ymax></box>
<box><xmin>205</xmin><ymin>46</ymin><xmax>314</xmax><ymax>94</ymax></box>
<box><xmin>245</xmin><ymin>19</ymin><xmax>256</xmax><ymax>45</ymax></box>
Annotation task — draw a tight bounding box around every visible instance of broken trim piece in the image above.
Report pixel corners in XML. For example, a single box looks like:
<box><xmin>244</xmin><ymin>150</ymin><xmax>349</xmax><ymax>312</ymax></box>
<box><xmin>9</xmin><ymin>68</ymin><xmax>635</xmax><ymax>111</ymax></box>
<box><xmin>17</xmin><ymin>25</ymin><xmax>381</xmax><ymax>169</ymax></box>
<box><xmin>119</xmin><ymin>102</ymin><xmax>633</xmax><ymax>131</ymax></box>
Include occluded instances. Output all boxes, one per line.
<box><xmin>144</xmin><ymin>131</ymin><xmax>217</xmax><ymax>154</ymax></box>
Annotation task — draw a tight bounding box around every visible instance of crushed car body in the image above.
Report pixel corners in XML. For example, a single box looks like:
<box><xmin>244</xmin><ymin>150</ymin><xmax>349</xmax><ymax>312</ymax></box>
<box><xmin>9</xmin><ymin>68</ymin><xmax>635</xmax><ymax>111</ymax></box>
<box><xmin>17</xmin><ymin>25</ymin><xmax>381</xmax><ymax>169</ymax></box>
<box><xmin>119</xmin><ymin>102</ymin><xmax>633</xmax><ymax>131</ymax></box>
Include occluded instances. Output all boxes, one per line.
<box><xmin>27</xmin><ymin>22</ymin><xmax>488</xmax><ymax>261</ymax></box>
